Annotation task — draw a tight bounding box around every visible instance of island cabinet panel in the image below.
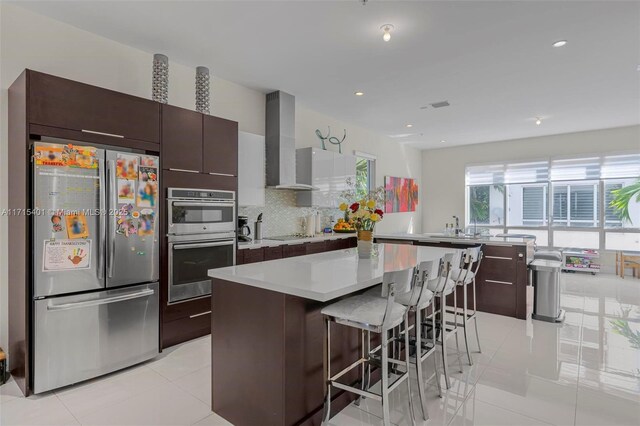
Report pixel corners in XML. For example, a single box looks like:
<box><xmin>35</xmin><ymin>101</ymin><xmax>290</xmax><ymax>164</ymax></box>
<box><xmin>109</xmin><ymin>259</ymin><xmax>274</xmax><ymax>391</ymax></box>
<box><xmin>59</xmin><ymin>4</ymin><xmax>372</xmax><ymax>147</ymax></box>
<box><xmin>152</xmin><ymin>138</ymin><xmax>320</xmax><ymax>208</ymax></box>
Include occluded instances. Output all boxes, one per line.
<box><xmin>28</xmin><ymin>70</ymin><xmax>160</xmax><ymax>143</ymax></box>
<box><xmin>161</xmin><ymin>104</ymin><xmax>203</xmax><ymax>172</ymax></box>
<box><xmin>264</xmin><ymin>245</ymin><xmax>283</xmax><ymax>261</ymax></box>
<box><xmin>212</xmin><ymin>279</ymin><xmax>364</xmax><ymax>426</ymax></box>
<box><xmin>203</xmin><ymin>115</ymin><xmax>238</xmax><ymax>176</ymax></box>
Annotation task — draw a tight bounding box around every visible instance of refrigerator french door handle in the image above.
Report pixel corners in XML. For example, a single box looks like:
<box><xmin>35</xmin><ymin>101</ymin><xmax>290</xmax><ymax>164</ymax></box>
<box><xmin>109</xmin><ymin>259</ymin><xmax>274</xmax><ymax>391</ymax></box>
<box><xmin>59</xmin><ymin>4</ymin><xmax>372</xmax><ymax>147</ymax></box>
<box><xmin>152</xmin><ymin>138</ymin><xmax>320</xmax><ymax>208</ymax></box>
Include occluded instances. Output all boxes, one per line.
<box><xmin>107</xmin><ymin>160</ymin><xmax>117</xmax><ymax>278</ymax></box>
<box><xmin>97</xmin><ymin>158</ymin><xmax>106</xmax><ymax>279</ymax></box>
<box><xmin>46</xmin><ymin>288</ymin><xmax>155</xmax><ymax>311</ymax></box>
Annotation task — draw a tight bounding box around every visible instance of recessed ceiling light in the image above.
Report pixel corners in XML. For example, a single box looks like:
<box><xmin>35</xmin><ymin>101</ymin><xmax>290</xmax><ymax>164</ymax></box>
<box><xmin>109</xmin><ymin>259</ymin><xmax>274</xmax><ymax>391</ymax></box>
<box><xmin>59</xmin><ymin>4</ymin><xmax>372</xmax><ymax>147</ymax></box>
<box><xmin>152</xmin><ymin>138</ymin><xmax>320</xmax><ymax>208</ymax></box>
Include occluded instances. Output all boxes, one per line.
<box><xmin>406</xmin><ymin>124</ymin><xmax>413</xmax><ymax>128</ymax></box>
<box><xmin>535</xmin><ymin>117</ymin><xmax>542</xmax><ymax>125</ymax></box>
<box><xmin>354</xmin><ymin>91</ymin><xmax>364</xmax><ymax>96</ymax></box>
<box><xmin>440</xmin><ymin>140</ymin><xmax>446</xmax><ymax>143</ymax></box>
<box><xmin>380</xmin><ymin>24</ymin><xmax>394</xmax><ymax>42</ymax></box>
<box><xmin>552</xmin><ymin>40</ymin><xmax>567</xmax><ymax>47</ymax></box>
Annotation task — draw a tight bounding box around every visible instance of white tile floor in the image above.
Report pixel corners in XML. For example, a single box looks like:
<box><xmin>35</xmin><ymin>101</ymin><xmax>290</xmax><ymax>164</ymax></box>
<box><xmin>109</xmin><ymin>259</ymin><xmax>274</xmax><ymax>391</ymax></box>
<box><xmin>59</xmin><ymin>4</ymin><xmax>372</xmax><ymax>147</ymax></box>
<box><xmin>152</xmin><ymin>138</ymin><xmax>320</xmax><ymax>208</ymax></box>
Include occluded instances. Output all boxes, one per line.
<box><xmin>1</xmin><ymin>272</ymin><xmax>639</xmax><ymax>425</ymax></box>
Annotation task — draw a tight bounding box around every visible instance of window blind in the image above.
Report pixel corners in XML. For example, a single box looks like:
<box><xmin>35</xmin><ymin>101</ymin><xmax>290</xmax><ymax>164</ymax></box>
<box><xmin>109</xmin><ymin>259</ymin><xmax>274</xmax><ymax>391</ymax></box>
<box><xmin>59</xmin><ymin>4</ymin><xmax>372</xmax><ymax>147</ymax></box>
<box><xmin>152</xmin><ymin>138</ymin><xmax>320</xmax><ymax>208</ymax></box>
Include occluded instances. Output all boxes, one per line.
<box><xmin>601</xmin><ymin>154</ymin><xmax>640</xmax><ymax>179</ymax></box>
<box><xmin>505</xmin><ymin>161</ymin><xmax>549</xmax><ymax>184</ymax></box>
<box><xmin>465</xmin><ymin>164</ymin><xmax>504</xmax><ymax>185</ymax></box>
<box><xmin>550</xmin><ymin>157</ymin><xmax>600</xmax><ymax>181</ymax></box>
<box><xmin>522</xmin><ymin>186</ymin><xmax>545</xmax><ymax>224</ymax></box>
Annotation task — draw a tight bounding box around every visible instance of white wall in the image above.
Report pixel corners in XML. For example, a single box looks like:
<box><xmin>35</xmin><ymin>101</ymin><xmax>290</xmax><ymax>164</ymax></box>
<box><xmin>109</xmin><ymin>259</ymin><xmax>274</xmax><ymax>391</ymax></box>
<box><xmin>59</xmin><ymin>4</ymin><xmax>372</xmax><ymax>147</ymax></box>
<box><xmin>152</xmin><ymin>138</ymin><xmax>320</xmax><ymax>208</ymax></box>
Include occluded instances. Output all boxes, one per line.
<box><xmin>296</xmin><ymin>104</ymin><xmax>423</xmax><ymax>235</ymax></box>
<box><xmin>0</xmin><ymin>3</ymin><xmax>422</xmax><ymax>353</ymax></box>
<box><xmin>421</xmin><ymin>125</ymin><xmax>640</xmax><ymax>232</ymax></box>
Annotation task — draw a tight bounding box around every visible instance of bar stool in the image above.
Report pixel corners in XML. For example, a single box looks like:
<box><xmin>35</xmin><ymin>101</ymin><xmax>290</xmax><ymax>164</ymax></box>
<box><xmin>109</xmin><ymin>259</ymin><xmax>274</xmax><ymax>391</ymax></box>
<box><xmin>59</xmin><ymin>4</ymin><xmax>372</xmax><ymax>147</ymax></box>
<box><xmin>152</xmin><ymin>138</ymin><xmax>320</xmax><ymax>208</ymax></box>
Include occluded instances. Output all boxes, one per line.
<box><xmin>422</xmin><ymin>252</ymin><xmax>462</xmax><ymax>389</ymax></box>
<box><xmin>321</xmin><ymin>267</ymin><xmax>417</xmax><ymax>426</ymax></box>
<box><xmin>367</xmin><ymin>254</ymin><xmax>459</xmax><ymax>406</ymax></box>
<box><xmin>448</xmin><ymin>246</ymin><xmax>483</xmax><ymax>365</ymax></box>
<box><xmin>394</xmin><ymin>258</ymin><xmax>446</xmax><ymax>420</ymax></box>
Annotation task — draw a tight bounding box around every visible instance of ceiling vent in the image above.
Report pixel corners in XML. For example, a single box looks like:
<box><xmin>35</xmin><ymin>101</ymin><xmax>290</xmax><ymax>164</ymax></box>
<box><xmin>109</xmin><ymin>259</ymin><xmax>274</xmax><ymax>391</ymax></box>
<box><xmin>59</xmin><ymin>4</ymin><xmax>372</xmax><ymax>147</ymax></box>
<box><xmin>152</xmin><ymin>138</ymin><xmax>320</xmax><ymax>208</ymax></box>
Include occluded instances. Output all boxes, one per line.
<box><xmin>430</xmin><ymin>101</ymin><xmax>450</xmax><ymax>108</ymax></box>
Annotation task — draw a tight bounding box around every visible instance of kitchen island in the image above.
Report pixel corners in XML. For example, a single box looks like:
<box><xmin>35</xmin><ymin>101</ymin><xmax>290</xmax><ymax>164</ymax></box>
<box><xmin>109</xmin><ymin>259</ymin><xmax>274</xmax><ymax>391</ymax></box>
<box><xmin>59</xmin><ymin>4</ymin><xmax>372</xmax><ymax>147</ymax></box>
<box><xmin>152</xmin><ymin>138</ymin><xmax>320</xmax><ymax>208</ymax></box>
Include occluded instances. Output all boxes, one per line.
<box><xmin>208</xmin><ymin>244</ymin><xmax>459</xmax><ymax>426</ymax></box>
<box><xmin>376</xmin><ymin>233</ymin><xmax>535</xmax><ymax>319</ymax></box>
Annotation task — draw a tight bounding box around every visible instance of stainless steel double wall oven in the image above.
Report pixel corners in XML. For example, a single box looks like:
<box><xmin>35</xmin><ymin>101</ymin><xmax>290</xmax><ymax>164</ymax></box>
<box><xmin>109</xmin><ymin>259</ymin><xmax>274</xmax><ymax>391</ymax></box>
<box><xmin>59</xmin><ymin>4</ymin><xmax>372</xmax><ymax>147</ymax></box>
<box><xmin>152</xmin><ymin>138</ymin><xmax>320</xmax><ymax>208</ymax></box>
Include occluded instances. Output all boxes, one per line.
<box><xmin>167</xmin><ymin>188</ymin><xmax>236</xmax><ymax>304</ymax></box>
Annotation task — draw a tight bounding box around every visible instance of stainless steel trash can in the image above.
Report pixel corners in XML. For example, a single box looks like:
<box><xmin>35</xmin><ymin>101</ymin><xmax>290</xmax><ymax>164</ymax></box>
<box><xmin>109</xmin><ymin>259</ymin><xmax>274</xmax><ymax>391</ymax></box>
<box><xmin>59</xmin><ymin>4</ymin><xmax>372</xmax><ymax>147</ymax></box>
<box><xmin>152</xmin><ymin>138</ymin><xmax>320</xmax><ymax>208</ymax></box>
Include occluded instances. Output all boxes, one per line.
<box><xmin>530</xmin><ymin>259</ymin><xmax>565</xmax><ymax>323</ymax></box>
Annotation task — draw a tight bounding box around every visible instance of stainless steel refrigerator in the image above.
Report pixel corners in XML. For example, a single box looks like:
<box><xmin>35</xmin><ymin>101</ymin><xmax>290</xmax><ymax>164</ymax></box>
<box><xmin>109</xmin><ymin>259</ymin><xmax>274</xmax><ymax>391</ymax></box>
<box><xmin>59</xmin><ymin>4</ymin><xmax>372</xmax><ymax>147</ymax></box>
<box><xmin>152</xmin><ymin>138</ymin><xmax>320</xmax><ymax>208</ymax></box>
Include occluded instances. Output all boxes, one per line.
<box><xmin>32</xmin><ymin>141</ymin><xmax>160</xmax><ymax>393</ymax></box>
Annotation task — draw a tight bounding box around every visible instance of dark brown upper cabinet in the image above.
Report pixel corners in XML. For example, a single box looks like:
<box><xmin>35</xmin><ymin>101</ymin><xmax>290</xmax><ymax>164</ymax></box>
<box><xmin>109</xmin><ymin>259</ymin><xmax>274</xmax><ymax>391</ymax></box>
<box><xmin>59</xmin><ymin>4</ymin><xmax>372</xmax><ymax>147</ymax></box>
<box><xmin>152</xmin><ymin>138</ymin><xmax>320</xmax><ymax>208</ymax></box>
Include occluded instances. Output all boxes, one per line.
<box><xmin>203</xmin><ymin>115</ymin><xmax>238</xmax><ymax>176</ymax></box>
<box><xmin>28</xmin><ymin>70</ymin><xmax>160</xmax><ymax>144</ymax></box>
<box><xmin>161</xmin><ymin>104</ymin><xmax>204</xmax><ymax>173</ymax></box>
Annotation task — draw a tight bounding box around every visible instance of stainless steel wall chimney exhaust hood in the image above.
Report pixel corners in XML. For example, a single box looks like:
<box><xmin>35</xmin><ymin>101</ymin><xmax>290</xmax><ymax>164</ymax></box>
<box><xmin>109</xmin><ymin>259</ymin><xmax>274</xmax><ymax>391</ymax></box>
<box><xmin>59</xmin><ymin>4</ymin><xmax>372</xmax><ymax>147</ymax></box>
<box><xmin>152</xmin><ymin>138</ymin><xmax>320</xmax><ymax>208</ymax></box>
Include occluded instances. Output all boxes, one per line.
<box><xmin>265</xmin><ymin>91</ymin><xmax>315</xmax><ymax>190</ymax></box>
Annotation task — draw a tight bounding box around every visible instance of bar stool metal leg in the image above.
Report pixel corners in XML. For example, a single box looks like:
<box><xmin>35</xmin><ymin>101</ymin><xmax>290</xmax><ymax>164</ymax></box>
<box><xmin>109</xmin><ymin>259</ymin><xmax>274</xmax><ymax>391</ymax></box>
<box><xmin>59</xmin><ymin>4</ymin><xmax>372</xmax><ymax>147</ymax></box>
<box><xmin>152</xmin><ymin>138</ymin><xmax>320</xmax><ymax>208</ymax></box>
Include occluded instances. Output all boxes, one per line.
<box><xmin>473</xmin><ymin>277</ymin><xmax>482</xmax><ymax>353</ymax></box>
<box><xmin>431</xmin><ymin>305</ymin><xmax>443</xmax><ymax>398</ymax></box>
<box><xmin>355</xmin><ymin>329</ymin><xmax>366</xmax><ymax>406</ymax></box>
<box><xmin>463</xmin><ymin>283</ymin><xmax>473</xmax><ymax>365</ymax></box>
<box><xmin>381</xmin><ymin>328</ymin><xmax>391</xmax><ymax>425</ymax></box>
<box><xmin>439</xmin><ymin>297</ymin><xmax>451</xmax><ymax>389</ymax></box>
<box><xmin>403</xmin><ymin>314</ymin><xmax>416</xmax><ymax>426</ymax></box>
<box><xmin>453</xmin><ymin>289</ymin><xmax>464</xmax><ymax>373</ymax></box>
<box><xmin>414</xmin><ymin>308</ymin><xmax>429</xmax><ymax>420</ymax></box>
<box><xmin>322</xmin><ymin>318</ymin><xmax>332</xmax><ymax>423</ymax></box>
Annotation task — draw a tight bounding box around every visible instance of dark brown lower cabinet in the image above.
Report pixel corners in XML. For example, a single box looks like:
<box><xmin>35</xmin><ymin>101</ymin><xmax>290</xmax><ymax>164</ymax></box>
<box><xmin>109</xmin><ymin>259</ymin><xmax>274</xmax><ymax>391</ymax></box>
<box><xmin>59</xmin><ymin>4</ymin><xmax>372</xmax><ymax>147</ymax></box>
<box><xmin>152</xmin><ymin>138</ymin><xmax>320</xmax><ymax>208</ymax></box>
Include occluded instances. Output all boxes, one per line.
<box><xmin>306</xmin><ymin>241</ymin><xmax>326</xmax><ymax>254</ymax></box>
<box><xmin>264</xmin><ymin>245</ymin><xmax>283</xmax><ymax>261</ymax></box>
<box><xmin>282</xmin><ymin>243</ymin><xmax>307</xmax><ymax>259</ymax></box>
<box><xmin>243</xmin><ymin>247</ymin><xmax>265</xmax><ymax>264</ymax></box>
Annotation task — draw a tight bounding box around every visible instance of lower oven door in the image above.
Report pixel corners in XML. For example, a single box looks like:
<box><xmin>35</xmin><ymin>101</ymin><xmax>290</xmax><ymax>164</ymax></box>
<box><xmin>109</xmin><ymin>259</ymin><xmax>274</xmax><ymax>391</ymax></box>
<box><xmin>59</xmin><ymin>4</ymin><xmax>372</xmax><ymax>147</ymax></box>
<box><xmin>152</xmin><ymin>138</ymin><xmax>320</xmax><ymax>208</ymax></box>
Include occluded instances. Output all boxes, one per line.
<box><xmin>169</xmin><ymin>238</ymin><xmax>235</xmax><ymax>304</ymax></box>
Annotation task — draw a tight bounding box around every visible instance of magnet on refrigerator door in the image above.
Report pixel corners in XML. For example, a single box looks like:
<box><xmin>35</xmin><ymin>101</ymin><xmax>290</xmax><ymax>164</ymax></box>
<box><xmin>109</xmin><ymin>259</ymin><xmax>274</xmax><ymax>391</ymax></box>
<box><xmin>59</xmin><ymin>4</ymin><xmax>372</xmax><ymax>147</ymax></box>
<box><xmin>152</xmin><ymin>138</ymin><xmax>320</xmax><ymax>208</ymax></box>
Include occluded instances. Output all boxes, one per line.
<box><xmin>116</xmin><ymin>153</ymin><xmax>138</xmax><ymax>179</ymax></box>
<box><xmin>65</xmin><ymin>213</ymin><xmax>89</xmax><ymax>239</ymax></box>
<box><xmin>117</xmin><ymin>179</ymin><xmax>136</xmax><ymax>202</ymax></box>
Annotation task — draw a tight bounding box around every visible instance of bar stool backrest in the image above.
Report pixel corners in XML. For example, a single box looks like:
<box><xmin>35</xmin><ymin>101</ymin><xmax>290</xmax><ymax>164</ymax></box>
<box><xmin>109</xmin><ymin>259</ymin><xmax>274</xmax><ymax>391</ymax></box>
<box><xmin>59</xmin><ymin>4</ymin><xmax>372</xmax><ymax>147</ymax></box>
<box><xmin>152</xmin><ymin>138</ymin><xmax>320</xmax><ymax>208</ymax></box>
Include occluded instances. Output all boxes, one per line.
<box><xmin>380</xmin><ymin>267</ymin><xmax>415</xmax><ymax>330</ymax></box>
<box><xmin>428</xmin><ymin>253</ymin><xmax>454</xmax><ymax>295</ymax></box>
<box><xmin>402</xmin><ymin>258</ymin><xmax>438</xmax><ymax>308</ymax></box>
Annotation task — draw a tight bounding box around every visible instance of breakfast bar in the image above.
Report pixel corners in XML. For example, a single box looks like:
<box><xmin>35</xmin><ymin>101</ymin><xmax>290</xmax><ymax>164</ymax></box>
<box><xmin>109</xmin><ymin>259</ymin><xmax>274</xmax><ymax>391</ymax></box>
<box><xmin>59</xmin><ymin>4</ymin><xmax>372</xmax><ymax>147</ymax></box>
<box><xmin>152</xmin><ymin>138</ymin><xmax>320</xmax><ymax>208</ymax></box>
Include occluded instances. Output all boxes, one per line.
<box><xmin>208</xmin><ymin>244</ymin><xmax>459</xmax><ymax>426</ymax></box>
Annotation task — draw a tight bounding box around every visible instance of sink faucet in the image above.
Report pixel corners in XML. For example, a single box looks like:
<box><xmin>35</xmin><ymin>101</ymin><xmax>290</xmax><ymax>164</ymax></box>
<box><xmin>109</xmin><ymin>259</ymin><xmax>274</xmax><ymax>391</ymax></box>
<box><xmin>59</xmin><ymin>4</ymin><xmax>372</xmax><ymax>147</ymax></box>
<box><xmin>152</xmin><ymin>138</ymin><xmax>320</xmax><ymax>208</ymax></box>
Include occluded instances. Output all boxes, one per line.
<box><xmin>452</xmin><ymin>215</ymin><xmax>460</xmax><ymax>236</ymax></box>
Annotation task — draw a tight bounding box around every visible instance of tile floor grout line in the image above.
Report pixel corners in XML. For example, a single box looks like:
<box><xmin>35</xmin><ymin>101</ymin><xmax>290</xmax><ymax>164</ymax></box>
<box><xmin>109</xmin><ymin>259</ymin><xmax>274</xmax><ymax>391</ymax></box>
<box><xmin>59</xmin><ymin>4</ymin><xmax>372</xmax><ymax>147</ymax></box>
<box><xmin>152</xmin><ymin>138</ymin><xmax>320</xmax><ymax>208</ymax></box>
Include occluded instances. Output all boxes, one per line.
<box><xmin>53</xmin><ymin>392</ymin><xmax>83</xmax><ymax>426</ymax></box>
<box><xmin>473</xmin><ymin>396</ymin><xmax>557</xmax><ymax>426</ymax></box>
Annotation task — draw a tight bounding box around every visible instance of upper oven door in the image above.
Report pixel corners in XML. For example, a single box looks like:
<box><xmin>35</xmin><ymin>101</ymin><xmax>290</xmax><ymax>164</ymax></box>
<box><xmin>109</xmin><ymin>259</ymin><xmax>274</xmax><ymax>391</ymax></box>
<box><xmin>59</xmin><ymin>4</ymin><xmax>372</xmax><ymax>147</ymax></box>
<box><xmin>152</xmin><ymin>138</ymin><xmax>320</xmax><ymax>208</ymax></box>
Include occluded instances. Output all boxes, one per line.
<box><xmin>168</xmin><ymin>200</ymin><xmax>235</xmax><ymax>235</ymax></box>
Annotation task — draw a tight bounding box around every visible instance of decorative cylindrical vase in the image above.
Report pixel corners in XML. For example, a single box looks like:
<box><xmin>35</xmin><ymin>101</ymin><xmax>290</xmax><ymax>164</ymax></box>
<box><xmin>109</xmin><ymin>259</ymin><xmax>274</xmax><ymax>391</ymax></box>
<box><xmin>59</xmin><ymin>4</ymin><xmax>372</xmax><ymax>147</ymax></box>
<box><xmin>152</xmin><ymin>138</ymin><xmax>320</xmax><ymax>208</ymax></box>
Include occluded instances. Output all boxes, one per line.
<box><xmin>152</xmin><ymin>54</ymin><xmax>169</xmax><ymax>104</ymax></box>
<box><xmin>195</xmin><ymin>66</ymin><xmax>210</xmax><ymax>114</ymax></box>
<box><xmin>357</xmin><ymin>230</ymin><xmax>373</xmax><ymax>258</ymax></box>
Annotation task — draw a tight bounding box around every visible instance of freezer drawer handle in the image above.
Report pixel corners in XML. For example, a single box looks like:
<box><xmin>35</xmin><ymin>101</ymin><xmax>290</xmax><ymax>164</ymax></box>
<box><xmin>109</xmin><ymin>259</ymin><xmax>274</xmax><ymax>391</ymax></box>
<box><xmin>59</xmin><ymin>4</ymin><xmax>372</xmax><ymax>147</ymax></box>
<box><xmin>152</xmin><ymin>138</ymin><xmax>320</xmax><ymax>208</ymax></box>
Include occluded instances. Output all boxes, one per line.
<box><xmin>168</xmin><ymin>168</ymin><xmax>199</xmax><ymax>174</ymax></box>
<box><xmin>190</xmin><ymin>310</ymin><xmax>212</xmax><ymax>319</ymax></box>
<box><xmin>47</xmin><ymin>289</ymin><xmax>155</xmax><ymax>311</ymax></box>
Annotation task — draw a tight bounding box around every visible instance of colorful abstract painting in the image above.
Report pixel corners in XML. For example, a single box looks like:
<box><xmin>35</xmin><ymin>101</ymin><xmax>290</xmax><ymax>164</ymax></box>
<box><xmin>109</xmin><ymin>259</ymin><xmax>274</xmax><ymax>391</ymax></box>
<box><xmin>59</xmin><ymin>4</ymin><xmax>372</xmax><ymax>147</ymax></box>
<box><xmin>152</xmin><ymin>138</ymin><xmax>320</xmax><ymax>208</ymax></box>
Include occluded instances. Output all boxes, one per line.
<box><xmin>384</xmin><ymin>176</ymin><xmax>419</xmax><ymax>213</ymax></box>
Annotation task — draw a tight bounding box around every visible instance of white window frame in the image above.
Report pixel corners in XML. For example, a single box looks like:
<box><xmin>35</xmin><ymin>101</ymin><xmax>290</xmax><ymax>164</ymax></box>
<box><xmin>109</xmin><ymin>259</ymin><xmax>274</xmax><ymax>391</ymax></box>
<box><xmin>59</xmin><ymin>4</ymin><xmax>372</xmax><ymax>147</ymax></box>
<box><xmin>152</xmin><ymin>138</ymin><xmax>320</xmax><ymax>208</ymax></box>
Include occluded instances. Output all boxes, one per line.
<box><xmin>464</xmin><ymin>152</ymin><xmax>640</xmax><ymax>250</ymax></box>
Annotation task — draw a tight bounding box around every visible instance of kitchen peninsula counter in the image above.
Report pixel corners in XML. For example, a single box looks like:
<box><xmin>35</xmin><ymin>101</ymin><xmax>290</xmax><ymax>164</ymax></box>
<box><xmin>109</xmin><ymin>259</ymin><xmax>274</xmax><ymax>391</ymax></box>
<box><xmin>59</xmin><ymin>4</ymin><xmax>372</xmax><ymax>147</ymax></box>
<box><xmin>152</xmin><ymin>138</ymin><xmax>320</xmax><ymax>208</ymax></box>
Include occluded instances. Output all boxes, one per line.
<box><xmin>208</xmin><ymin>244</ymin><xmax>458</xmax><ymax>426</ymax></box>
<box><xmin>237</xmin><ymin>232</ymin><xmax>355</xmax><ymax>250</ymax></box>
<box><xmin>376</xmin><ymin>232</ymin><xmax>534</xmax><ymax>320</ymax></box>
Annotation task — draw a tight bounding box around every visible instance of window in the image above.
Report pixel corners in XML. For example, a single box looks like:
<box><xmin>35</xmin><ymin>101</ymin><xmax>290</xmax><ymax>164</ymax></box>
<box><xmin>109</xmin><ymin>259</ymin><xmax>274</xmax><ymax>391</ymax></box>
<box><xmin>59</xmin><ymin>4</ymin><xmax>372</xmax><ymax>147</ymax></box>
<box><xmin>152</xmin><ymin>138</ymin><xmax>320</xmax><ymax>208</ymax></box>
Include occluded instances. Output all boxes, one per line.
<box><xmin>507</xmin><ymin>184</ymin><xmax>548</xmax><ymax>226</ymax></box>
<box><xmin>355</xmin><ymin>152</ymin><xmax>376</xmax><ymax>199</ymax></box>
<box><xmin>464</xmin><ymin>153</ymin><xmax>640</xmax><ymax>250</ymax></box>
<box><xmin>467</xmin><ymin>185</ymin><xmax>504</xmax><ymax>226</ymax></box>
<box><xmin>604</xmin><ymin>180</ymin><xmax>640</xmax><ymax>228</ymax></box>
<box><xmin>551</xmin><ymin>182</ymin><xmax>599</xmax><ymax>227</ymax></box>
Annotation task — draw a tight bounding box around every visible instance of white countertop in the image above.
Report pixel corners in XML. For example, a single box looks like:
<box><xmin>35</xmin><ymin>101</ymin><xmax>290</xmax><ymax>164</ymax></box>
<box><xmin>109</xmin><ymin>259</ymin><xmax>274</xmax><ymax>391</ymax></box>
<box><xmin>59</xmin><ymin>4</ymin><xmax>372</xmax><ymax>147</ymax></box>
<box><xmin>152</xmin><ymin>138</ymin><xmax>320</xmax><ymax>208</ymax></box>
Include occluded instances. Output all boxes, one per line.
<box><xmin>238</xmin><ymin>233</ymin><xmax>356</xmax><ymax>249</ymax></box>
<box><xmin>209</xmin><ymin>243</ymin><xmax>460</xmax><ymax>302</ymax></box>
<box><xmin>375</xmin><ymin>232</ymin><xmax>534</xmax><ymax>246</ymax></box>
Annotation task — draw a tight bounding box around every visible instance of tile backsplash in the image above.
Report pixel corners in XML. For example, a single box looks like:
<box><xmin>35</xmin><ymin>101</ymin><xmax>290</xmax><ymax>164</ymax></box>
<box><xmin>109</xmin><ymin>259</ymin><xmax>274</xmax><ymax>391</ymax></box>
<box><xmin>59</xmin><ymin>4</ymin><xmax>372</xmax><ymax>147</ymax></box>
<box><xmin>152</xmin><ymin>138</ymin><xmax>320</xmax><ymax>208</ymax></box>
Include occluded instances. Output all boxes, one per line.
<box><xmin>239</xmin><ymin>189</ymin><xmax>339</xmax><ymax>237</ymax></box>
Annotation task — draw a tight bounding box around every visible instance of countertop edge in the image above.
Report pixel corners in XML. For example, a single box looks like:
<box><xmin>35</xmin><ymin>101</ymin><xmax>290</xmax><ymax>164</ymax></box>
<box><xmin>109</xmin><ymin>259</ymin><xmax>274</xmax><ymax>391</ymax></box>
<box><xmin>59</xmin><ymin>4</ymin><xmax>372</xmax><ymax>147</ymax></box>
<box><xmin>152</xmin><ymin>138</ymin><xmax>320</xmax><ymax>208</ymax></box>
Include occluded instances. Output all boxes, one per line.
<box><xmin>375</xmin><ymin>233</ymin><xmax>533</xmax><ymax>247</ymax></box>
<box><xmin>238</xmin><ymin>233</ymin><xmax>356</xmax><ymax>249</ymax></box>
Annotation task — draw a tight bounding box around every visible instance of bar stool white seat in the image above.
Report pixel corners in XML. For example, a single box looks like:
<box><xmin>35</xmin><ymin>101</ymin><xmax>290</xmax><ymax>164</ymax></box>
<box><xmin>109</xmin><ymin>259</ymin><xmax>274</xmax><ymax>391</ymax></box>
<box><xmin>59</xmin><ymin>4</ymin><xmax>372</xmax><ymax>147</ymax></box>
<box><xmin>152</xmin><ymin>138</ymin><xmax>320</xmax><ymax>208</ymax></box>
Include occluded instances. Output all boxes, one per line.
<box><xmin>321</xmin><ymin>267</ymin><xmax>418</xmax><ymax>426</ymax></box>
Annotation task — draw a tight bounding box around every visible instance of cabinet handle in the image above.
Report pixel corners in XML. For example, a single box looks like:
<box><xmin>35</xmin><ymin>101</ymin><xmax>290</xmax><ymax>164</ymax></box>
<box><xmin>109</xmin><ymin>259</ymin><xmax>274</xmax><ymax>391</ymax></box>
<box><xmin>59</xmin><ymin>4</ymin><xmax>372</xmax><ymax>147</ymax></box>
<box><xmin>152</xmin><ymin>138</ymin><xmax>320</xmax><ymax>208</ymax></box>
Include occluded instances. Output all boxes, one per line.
<box><xmin>485</xmin><ymin>255</ymin><xmax>513</xmax><ymax>260</ymax></box>
<box><xmin>209</xmin><ymin>172</ymin><xmax>235</xmax><ymax>177</ymax></box>
<box><xmin>82</xmin><ymin>129</ymin><xmax>124</xmax><ymax>138</ymax></box>
<box><xmin>169</xmin><ymin>168</ymin><xmax>199</xmax><ymax>174</ymax></box>
<box><xmin>485</xmin><ymin>279</ymin><xmax>513</xmax><ymax>285</ymax></box>
<box><xmin>189</xmin><ymin>310</ymin><xmax>212</xmax><ymax>319</ymax></box>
